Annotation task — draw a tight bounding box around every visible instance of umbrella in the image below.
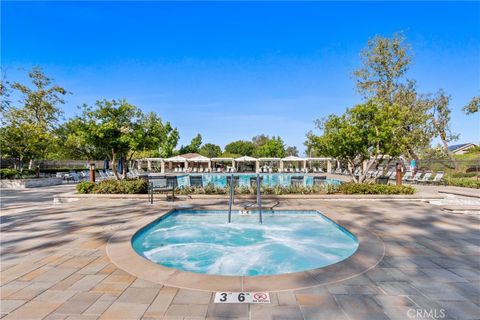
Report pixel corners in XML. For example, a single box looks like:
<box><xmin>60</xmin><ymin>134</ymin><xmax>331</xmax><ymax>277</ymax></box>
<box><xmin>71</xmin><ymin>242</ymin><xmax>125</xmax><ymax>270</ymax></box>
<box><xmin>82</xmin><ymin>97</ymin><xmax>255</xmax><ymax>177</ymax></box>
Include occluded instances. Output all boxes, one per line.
<box><xmin>117</xmin><ymin>157</ymin><xmax>124</xmax><ymax>173</ymax></box>
<box><xmin>103</xmin><ymin>158</ymin><xmax>109</xmax><ymax>171</ymax></box>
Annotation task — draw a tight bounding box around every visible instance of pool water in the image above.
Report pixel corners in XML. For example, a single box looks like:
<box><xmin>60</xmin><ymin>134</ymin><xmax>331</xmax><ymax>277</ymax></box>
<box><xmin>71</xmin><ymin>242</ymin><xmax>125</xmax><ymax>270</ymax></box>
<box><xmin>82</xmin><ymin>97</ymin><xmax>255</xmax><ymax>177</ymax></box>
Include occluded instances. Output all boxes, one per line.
<box><xmin>132</xmin><ymin>210</ymin><xmax>358</xmax><ymax>276</ymax></box>
<box><xmin>176</xmin><ymin>173</ymin><xmax>341</xmax><ymax>188</ymax></box>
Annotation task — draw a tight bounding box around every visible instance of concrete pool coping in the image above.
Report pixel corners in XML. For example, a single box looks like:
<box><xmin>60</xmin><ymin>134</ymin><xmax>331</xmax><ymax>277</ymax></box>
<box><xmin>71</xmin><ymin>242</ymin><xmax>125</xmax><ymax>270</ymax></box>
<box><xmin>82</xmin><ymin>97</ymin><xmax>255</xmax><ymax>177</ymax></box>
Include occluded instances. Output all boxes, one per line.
<box><xmin>106</xmin><ymin>206</ymin><xmax>385</xmax><ymax>292</ymax></box>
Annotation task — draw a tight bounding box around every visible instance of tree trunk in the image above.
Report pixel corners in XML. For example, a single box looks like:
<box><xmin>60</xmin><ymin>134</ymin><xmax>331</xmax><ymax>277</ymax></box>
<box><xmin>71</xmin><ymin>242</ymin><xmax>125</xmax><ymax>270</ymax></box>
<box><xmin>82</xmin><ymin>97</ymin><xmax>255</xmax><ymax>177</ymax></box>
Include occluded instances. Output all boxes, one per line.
<box><xmin>358</xmin><ymin>158</ymin><xmax>378</xmax><ymax>183</ymax></box>
<box><xmin>121</xmin><ymin>156</ymin><xmax>126</xmax><ymax>179</ymax></box>
<box><xmin>347</xmin><ymin>160</ymin><xmax>359</xmax><ymax>183</ymax></box>
<box><xmin>28</xmin><ymin>159</ymin><xmax>34</xmax><ymax>170</ymax></box>
<box><xmin>110</xmin><ymin>152</ymin><xmax>120</xmax><ymax>180</ymax></box>
<box><xmin>440</xmin><ymin>138</ymin><xmax>458</xmax><ymax>170</ymax></box>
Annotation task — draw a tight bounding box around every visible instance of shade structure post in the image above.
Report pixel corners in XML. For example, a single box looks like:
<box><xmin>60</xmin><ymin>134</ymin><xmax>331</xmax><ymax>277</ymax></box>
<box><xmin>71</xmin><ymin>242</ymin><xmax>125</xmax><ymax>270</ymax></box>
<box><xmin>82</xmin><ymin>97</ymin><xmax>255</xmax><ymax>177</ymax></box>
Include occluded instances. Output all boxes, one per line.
<box><xmin>89</xmin><ymin>163</ymin><xmax>95</xmax><ymax>182</ymax></box>
<box><xmin>147</xmin><ymin>160</ymin><xmax>152</xmax><ymax>171</ymax></box>
<box><xmin>255</xmin><ymin>160</ymin><xmax>260</xmax><ymax>173</ymax></box>
<box><xmin>327</xmin><ymin>160</ymin><xmax>332</xmax><ymax>173</ymax></box>
<box><xmin>160</xmin><ymin>161</ymin><xmax>165</xmax><ymax>173</ymax></box>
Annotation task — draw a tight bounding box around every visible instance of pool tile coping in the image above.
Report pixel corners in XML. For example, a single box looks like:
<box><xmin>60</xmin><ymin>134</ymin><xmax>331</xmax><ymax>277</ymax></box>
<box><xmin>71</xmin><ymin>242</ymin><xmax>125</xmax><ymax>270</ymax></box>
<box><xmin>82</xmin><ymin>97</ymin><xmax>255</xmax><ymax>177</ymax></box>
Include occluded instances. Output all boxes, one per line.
<box><xmin>106</xmin><ymin>206</ymin><xmax>385</xmax><ymax>292</ymax></box>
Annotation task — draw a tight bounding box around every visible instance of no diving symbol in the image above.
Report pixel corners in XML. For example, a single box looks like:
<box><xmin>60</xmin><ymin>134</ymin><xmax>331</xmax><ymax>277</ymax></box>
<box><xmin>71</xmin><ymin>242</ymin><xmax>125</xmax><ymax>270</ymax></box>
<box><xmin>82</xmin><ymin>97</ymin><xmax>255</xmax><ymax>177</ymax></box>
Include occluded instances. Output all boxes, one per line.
<box><xmin>254</xmin><ymin>292</ymin><xmax>268</xmax><ymax>301</ymax></box>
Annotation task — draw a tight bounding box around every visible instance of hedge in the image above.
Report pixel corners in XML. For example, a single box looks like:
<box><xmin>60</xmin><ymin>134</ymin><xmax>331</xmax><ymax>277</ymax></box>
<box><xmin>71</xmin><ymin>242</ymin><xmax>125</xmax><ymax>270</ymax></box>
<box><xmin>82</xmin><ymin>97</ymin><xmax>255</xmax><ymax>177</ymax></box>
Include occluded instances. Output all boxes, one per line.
<box><xmin>338</xmin><ymin>182</ymin><xmax>415</xmax><ymax>194</ymax></box>
<box><xmin>0</xmin><ymin>169</ymin><xmax>36</xmax><ymax>179</ymax></box>
<box><xmin>76</xmin><ymin>179</ymin><xmax>148</xmax><ymax>194</ymax></box>
<box><xmin>77</xmin><ymin>180</ymin><xmax>417</xmax><ymax>195</ymax></box>
<box><xmin>175</xmin><ymin>183</ymin><xmax>339</xmax><ymax>195</ymax></box>
<box><xmin>444</xmin><ymin>177</ymin><xmax>480</xmax><ymax>189</ymax></box>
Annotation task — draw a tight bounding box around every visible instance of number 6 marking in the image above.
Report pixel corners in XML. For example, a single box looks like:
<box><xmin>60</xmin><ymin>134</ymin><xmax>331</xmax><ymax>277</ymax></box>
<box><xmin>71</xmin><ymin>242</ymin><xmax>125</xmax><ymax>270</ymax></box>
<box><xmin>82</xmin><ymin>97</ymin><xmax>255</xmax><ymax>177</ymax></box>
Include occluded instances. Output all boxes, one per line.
<box><xmin>238</xmin><ymin>293</ymin><xmax>245</xmax><ymax>302</ymax></box>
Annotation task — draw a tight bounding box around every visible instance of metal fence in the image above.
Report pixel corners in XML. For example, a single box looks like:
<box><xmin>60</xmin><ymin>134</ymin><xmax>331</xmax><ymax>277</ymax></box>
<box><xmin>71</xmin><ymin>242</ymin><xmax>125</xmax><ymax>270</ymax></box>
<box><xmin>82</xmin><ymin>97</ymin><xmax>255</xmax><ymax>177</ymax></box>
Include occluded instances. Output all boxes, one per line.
<box><xmin>0</xmin><ymin>159</ymin><xmax>105</xmax><ymax>170</ymax></box>
<box><xmin>416</xmin><ymin>159</ymin><xmax>480</xmax><ymax>174</ymax></box>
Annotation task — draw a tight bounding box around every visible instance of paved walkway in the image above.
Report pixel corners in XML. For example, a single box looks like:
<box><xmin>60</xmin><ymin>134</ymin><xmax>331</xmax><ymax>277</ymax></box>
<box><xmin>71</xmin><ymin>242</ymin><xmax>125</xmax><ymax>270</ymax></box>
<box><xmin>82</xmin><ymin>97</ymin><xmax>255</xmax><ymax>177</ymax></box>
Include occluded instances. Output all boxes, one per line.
<box><xmin>1</xmin><ymin>186</ymin><xmax>479</xmax><ymax>319</ymax></box>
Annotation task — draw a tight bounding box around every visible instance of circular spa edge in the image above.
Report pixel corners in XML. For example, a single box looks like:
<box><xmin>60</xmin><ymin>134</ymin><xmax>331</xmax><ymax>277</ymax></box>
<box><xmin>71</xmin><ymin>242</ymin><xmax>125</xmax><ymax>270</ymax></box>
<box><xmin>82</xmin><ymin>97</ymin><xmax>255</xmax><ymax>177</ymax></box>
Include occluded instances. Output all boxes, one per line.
<box><xmin>106</xmin><ymin>208</ymin><xmax>385</xmax><ymax>292</ymax></box>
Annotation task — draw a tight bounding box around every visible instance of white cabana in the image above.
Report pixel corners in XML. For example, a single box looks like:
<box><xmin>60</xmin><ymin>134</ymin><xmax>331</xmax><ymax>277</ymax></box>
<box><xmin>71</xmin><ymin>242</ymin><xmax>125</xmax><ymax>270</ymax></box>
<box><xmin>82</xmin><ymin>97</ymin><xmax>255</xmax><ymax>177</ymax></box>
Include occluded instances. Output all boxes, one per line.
<box><xmin>211</xmin><ymin>157</ymin><xmax>234</xmax><ymax>161</ymax></box>
<box><xmin>164</xmin><ymin>155</ymin><xmax>187</xmax><ymax>162</ymax></box>
<box><xmin>187</xmin><ymin>155</ymin><xmax>211</xmax><ymax>172</ymax></box>
<box><xmin>139</xmin><ymin>157</ymin><xmax>163</xmax><ymax>172</ymax></box>
<box><xmin>257</xmin><ymin>157</ymin><xmax>281</xmax><ymax>173</ymax></box>
<box><xmin>210</xmin><ymin>157</ymin><xmax>234</xmax><ymax>172</ymax></box>
<box><xmin>280</xmin><ymin>156</ymin><xmax>307</xmax><ymax>172</ymax></box>
<box><xmin>235</xmin><ymin>156</ymin><xmax>257</xmax><ymax>162</ymax></box>
<box><xmin>164</xmin><ymin>155</ymin><xmax>188</xmax><ymax>172</ymax></box>
<box><xmin>188</xmin><ymin>155</ymin><xmax>210</xmax><ymax>162</ymax></box>
<box><xmin>235</xmin><ymin>156</ymin><xmax>258</xmax><ymax>172</ymax></box>
<box><xmin>306</xmin><ymin>157</ymin><xmax>333</xmax><ymax>173</ymax></box>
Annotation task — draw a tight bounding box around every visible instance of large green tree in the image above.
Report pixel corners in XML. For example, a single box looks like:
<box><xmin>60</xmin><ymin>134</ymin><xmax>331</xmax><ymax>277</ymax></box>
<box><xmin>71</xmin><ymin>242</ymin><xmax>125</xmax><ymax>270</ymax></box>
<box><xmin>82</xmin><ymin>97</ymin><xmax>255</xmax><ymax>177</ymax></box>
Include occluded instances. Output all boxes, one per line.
<box><xmin>0</xmin><ymin>68</ymin><xmax>68</xmax><ymax>169</ymax></box>
<box><xmin>224</xmin><ymin>140</ymin><xmax>255</xmax><ymax>156</ymax></box>
<box><xmin>179</xmin><ymin>134</ymin><xmax>202</xmax><ymax>154</ymax></box>
<box><xmin>72</xmin><ymin>99</ymin><xmax>176</xmax><ymax>179</ymax></box>
<box><xmin>306</xmin><ymin>99</ymin><xmax>405</xmax><ymax>183</ymax></box>
<box><xmin>285</xmin><ymin>146</ymin><xmax>299</xmax><ymax>157</ymax></box>
<box><xmin>158</xmin><ymin>122</ymin><xmax>179</xmax><ymax>158</ymax></box>
<box><xmin>199</xmin><ymin>143</ymin><xmax>222</xmax><ymax>158</ymax></box>
<box><xmin>254</xmin><ymin>136</ymin><xmax>286</xmax><ymax>158</ymax></box>
<box><xmin>353</xmin><ymin>32</ymin><xmax>411</xmax><ymax>103</ymax></box>
<box><xmin>428</xmin><ymin>89</ymin><xmax>459</xmax><ymax>168</ymax></box>
<box><xmin>353</xmin><ymin>33</ymin><xmax>436</xmax><ymax>159</ymax></box>
<box><xmin>53</xmin><ymin>118</ymin><xmax>105</xmax><ymax>160</ymax></box>
<box><xmin>77</xmin><ymin>99</ymin><xmax>141</xmax><ymax>179</ymax></box>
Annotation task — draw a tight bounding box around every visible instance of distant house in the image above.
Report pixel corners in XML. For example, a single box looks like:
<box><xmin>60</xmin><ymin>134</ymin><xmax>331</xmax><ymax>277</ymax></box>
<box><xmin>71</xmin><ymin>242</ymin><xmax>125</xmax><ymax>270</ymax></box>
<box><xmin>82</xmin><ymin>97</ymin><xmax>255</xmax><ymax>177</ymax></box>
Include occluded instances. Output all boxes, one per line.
<box><xmin>448</xmin><ymin>143</ymin><xmax>478</xmax><ymax>155</ymax></box>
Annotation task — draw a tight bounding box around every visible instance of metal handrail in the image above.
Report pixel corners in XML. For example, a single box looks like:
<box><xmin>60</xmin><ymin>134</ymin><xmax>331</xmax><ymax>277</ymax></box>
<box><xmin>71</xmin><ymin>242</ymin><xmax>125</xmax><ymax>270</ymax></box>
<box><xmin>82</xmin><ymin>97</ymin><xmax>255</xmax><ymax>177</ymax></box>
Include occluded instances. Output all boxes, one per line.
<box><xmin>228</xmin><ymin>173</ymin><xmax>234</xmax><ymax>223</ymax></box>
<box><xmin>257</xmin><ymin>174</ymin><xmax>263</xmax><ymax>224</ymax></box>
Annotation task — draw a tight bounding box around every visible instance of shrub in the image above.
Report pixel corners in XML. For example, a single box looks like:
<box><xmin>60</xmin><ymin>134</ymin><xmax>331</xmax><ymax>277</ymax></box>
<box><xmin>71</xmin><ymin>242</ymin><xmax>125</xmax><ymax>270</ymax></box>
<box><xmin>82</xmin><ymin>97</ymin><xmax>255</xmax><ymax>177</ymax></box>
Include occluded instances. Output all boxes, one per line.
<box><xmin>0</xmin><ymin>169</ymin><xmax>36</xmax><ymax>179</ymax></box>
<box><xmin>444</xmin><ymin>177</ymin><xmax>480</xmax><ymax>189</ymax></box>
<box><xmin>339</xmin><ymin>183</ymin><xmax>415</xmax><ymax>195</ymax></box>
<box><xmin>76</xmin><ymin>181</ymin><xmax>95</xmax><ymax>194</ymax></box>
<box><xmin>76</xmin><ymin>179</ymin><xmax>148</xmax><ymax>194</ymax></box>
<box><xmin>175</xmin><ymin>183</ymin><xmax>340</xmax><ymax>195</ymax></box>
<box><xmin>448</xmin><ymin>172</ymin><xmax>478</xmax><ymax>178</ymax></box>
<box><xmin>92</xmin><ymin>179</ymin><xmax>148</xmax><ymax>194</ymax></box>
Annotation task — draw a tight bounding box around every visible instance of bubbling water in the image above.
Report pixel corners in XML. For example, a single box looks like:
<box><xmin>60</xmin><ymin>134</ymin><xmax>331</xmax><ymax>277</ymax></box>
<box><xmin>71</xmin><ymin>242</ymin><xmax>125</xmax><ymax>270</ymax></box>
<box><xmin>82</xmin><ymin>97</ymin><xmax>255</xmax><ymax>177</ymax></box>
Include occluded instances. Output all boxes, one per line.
<box><xmin>132</xmin><ymin>210</ymin><xmax>358</xmax><ymax>276</ymax></box>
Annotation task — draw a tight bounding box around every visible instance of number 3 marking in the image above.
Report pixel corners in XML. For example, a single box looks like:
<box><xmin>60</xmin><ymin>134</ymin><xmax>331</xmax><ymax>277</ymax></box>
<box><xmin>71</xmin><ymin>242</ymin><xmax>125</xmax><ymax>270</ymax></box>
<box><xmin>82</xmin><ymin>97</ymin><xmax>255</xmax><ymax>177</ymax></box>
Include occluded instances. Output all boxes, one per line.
<box><xmin>220</xmin><ymin>293</ymin><xmax>227</xmax><ymax>302</ymax></box>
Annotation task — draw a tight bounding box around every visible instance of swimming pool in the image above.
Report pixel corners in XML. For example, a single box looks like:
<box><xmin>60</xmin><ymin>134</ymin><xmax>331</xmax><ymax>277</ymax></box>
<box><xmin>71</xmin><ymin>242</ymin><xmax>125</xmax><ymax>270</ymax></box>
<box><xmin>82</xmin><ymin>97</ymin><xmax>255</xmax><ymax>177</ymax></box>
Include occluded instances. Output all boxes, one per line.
<box><xmin>175</xmin><ymin>173</ymin><xmax>341</xmax><ymax>188</ymax></box>
<box><xmin>132</xmin><ymin>210</ymin><xmax>358</xmax><ymax>276</ymax></box>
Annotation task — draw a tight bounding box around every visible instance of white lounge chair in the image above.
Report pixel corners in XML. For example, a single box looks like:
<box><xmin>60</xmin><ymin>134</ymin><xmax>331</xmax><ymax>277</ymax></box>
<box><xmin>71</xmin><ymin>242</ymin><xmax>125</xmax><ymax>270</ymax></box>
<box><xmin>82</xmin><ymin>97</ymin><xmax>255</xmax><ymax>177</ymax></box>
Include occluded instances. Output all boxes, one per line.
<box><xmin>407</xmin><ymin>172</ymin><xmax>422</xmax><ymax>183</ymax></box>
<box><xmin>402</xmin><ymin>171</ymin><xmax>412</xmax><ymax>181</ymax></box>
<box><xmin>427</xmin><ymin>171</ymin><xmax>444</xmax><ymax>185</ymax></box>
<box><xmin>417</xmin><ymin>172</ymin><xmax>432</xmax><ymax>184</ymax></box>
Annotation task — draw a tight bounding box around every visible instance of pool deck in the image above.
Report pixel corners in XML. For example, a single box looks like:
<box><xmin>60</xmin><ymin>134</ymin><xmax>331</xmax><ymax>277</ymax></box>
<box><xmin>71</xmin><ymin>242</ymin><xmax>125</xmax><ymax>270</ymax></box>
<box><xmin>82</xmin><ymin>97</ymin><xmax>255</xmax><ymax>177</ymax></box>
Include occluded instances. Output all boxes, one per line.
<box><xmin>1</xmin><ymin>185</ymin><xmax>479</xmax><ymax>320</ymax></box>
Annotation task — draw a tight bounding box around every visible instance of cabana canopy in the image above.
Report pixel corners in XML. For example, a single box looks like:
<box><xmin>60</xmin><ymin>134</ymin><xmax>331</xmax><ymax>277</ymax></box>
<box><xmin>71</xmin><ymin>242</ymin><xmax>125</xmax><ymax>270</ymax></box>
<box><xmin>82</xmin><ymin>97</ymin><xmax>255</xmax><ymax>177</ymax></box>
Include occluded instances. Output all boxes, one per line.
<box><xmin>188</xmin><ymin>155</ymin><xmax>210</xmax><ymax>162</ymax></box>
<box><xmin>282</xmin><ymin>156</ymin><xmax>304</xmax><ymax>162</ymax></box>
<box><xmin>164</xmin><ymin>155</ymin><xmax>187</xmax><ymax>162</ymax></box>
<box><xmin>258</xmin><ymin>157</ymin><xmax>281</xmax><ymax>161</ymax></box>
<box><xmin>235</xmin><ymin>155</ymin><xmax>257</xmax><ymax>162</ymax></box>
<box><xmin>306</xmin><ymin>157</ymin><xmax>332</xmax><ymax>161</ymax></box>
<box><xmin>211</xmin><ymin>157</ymin><xmax>234</xmax><ymax>161</ymax></box>
<box><xmin>140</xmin><ymin>158</ymin><xmax>163</xmax><ymax>162</ymax></box>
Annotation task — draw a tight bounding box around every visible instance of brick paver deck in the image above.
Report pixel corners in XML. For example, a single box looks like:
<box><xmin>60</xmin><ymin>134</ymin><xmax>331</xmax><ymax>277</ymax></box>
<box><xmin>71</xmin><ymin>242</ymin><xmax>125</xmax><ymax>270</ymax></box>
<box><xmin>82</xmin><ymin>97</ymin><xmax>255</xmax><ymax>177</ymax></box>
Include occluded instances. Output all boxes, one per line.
<box><xmin>1</xmin><ymin>186</ymin><xmax>479</xmax><ymax>319</ymax></box>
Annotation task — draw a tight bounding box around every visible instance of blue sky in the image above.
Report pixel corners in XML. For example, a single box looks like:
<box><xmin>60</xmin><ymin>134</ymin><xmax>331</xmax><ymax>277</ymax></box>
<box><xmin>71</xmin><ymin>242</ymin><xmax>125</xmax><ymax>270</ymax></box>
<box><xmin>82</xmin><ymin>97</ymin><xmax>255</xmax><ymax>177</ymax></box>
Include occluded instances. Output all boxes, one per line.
<box><xmin>2</xmin><ymin>1</ymin><xmax>479</xmax><ymax>154</ymax></box>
